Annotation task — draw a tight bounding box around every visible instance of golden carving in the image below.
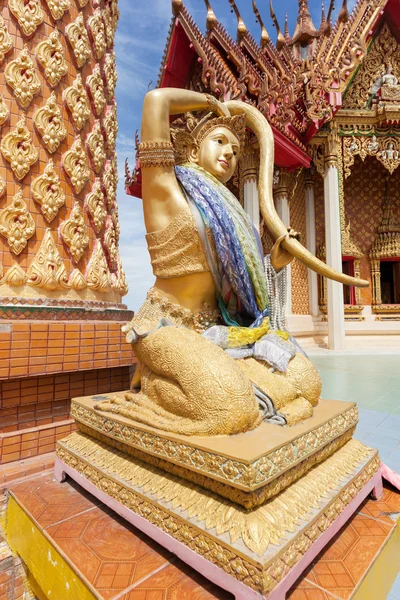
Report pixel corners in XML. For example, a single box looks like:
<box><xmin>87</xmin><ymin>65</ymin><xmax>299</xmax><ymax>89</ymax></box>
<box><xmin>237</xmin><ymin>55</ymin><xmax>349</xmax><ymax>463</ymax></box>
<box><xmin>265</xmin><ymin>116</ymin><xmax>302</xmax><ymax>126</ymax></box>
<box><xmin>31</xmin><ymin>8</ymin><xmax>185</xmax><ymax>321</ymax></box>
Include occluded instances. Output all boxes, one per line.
<box><xmin>86</xmin><ymin>240</ymin><xmax>112</xmax><ymax>293</ymax></box>
<box><xmin>4</xmin><ymin>45</ymin><xmax>41</xmax><ymax>108</ymax></box>
<box><xmin>86</xmin><ymin>63</ymin><xmax>106</xmax><ymax>118</ymax></box>
<box><xmin>0</xmin><ymin>16</ymin><xmax>13</xmax><ymax>65</ymax></box>
<box><xmin>9</xmin><ymin>0</ymin><xmax>44</xmax><ymax>38</ymax></box>
<box><xmin>103</xmin><ymin>215</ymin><xmax>118</xmax><ymax>270</ymax></box>
<box><xmin>1</xmin><ymin>116</ymin><xmax>39</xmax><ymax>181</ymax></box>
<box><xmin>85</xmin><ymin>178</ymin><xmax>107</xmax><ymax>234</ymax></box>
<box><xmin>65</xmin><ymin>13</ymin><xmax>91</xmax><ymax>68</ymax></box>
<box><xmin>86</xmin><ymin>120</ymin><xmax>106</xmax><ymax>174</ymax></box>
<box><xmin>27</xmin><ymin>229</ymin><xmax>69</xmax><ymax>291</ymax></box>
<box><xmin>111</xmin><ymin>204</ymin><xmax>120</xmax><ymax>243</ymax></box>
<box><xmin>68</xmin><ymin>267</ymin><xmax>87</xmax><ymax>290</ymax></box>
<box><xmin>111</xmin><ymin>254</ymin><xmax>128</xmax><ymax>296</ymax></box>
<box><xmin>87</xmin><ymin>9</ymin><xmax>106</xmax><ymax>60</ymax></box>
<box><xmin>31</xmin><ymin>160</ymin><xmax>66</xmax><ymax>223</ymax></box>
<box><xmin>75</xmin><ymin>0</ymin><xmax>88</xmax><ymax>6</ymax></box>
<box><xmin>0</xmin><ymin>95</ymin><xmax>9</xmax><ymax>127</ymax></box>
<box><xmin>43</xmin><ymin>0</ymin><xmax>70</xmax><ymax>21</ymax></box>
<box><xmin>0</xmin><ymin>189</ymin><xmax>35</xmax><ymax>255</ymax></box>
<box><xmin>103</xmin><ymin>102</ymin><xmax>118</xmax><ymax>153</ymax></box>
<box><xmin>60</xmin><ymin>202</ymin><xmax>89</xmax><ymax>264</ymax></box>
<box><xmin>34</xmin><ymin>92</ymin><xmax>67</xmax><ymax>153</ymax></box>
<box><xmin>1</xmin><ymin>263</ymin><xmax>28</xmax><ymax>286</ymax></box>
<box><xmin>344</xmin><ymin>135</ymin><xmax>400</xmax><ymax>177</ymax></box>
<box><xmin>63</xmin><ymin>74</ymin><xmax>91</xmax><ymax>131</ymax></box>
<box><xmin>103</xmin><ymin>51</ymin><xmax>117</xmax><ymax>100</ymax></box>
<box><xmin>102</xmin><ymin>3</ymin><xmax>114</xmax><ymax>50</ymax></box>
<box><xmin>102</xmin><ymin>159</ymin><xmax>117</xmax><ymax>210</ymax></box>
<box><xmin>62</xmin><ymin>136</ymin><xmax>90</xmax><ymax>194</ymax></box>
<box><xmin>370</xmin><ymin>177</ymin><xmax>400</xmax><ymax>261</ymax></box>
<box><xmin>0</xmin><ymin>177</ymin><xmax>5</xmax><ymax>198</ymax></box>
<box><xmin>35</xmin><ymin>30</ymin><xmax>68</xmax><ymax>88</ymax></box>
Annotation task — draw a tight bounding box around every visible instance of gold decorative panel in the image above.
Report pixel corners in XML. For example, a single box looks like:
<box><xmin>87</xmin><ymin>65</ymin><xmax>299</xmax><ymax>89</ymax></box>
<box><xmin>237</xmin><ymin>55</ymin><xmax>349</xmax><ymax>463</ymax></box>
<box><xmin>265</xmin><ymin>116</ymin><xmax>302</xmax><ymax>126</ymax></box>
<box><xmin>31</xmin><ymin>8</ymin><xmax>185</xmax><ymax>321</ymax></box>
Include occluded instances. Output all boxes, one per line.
<box><xmin>103</xmin><ymin>102</ymin><xmax>118</xmax><ymax>153</ymax></box>
<box><xmin>103</xmin><ymin>51</ymin><xmax>117</xmax><ymax>101</ymax></box>
<box><xmin>31</xmin><ymin>160</ymin><xmax>66</xmax><ymax>223</ymax></box>
<box><xmin>0</xmin><ymin>95</ymin><xmax>9</xmax><ymax>127</ymax></box>
<box><xmin>111</xmin><ymin>255</ymin><xmax>128</xmax><ymax>295</ymax></box>
<box><xmin>27</xmin><ymin>229</ymin><xmax>69</xmax><ymax>291</ymax></box>
<box><xmin>60</xmin><ymin>202</ymin><xmax>89</xmax><ymax>264</ymax></box>
<box><xmin>64</xmin><ymin>74</ymin><xmax>91</xmax><ymax>131</ymax></box>
<box><xmin>85</xmin><ymin>178</ymin><xmax>107</xmax><ymax>234</ymax></box>
<box><xmin>0</xmin><ymin>16</ymin><xmax>13</xmax><ymax>64</ymax></box>
<box><xmin>86</xmin><ymin>240</ymin><xmax>111</xmax><ymax>293</ymax></box>
<box><xmin>4</xmin><ymin>45</ymin><xmax>41</xmax><ymax>108</ymax></box>
<box><xmin>2</xmin><ymin>263</ymin><xmax>28</xmax><ymax>287</ymax></box>
<box><xmin>9</xmin><ymin>0</ymin><xmax>44</xmax><ymax>38</ymax></box>
<box><xmin>0</xmin><ymin>189</ymin><xmax>35</xmax><ymax>255</ymax></box>
<box><xmin>34</xmin><ymin>92</ymin><xmax>67</xmax><ymax>153</ymax></box>
<box><xmin>35</xmin><ymin>30</ymin><xmax>68</xmax><ymax>88</ymax></box>
<box><xmin>65</xmin><ymin>13</ymin><xmax>91</xmax><ymax>68</ymax></box>
<box><xmin>62</xmin><ymin>136</ymin><xmax>90</xmax><ymax>194</ymax></box>
<box><xmin>87</xmin><ymin>10</ymin><xmax>106</xmax><ymax>60</ymax></box>
<box><xmin>86</xmin><ymin>120</ymin><xmax>106</xmax><ymax>174</ymax></box>
<box><xmin>103</xmin><ymin>215</ymin><xmax>118</xmax><ymax>271</ymax></box>
<box><xmin>43</xmin><ymin>0</ymin><xmax>70</xmax><ymax>21</ymax></box>
<box><xmin>290</xmin><ymin>170</ymin><xmax>309</xmax><ymax>314</ymax></box>
<box><xmin>1</xmin><ymin>116</ymin><xmax>39</xmax><ymax>180</ymax></box>
<box><xmin>86</xmin><ymin>63</ymin><xmax>106</xmax><ymax>118</ymax></box>
<box><xmin>68</xmin><ymin>268</ymin><xmax>86</xmax><ymax>290</ymax></box>
<box><xmin>344</xmin><ymin>135</ymin><xmax>400</xmax><ymax>177</ymax></box>
<box><xmin>102</xmin><ymin>159</ymin><xmax>117</xmax><ymax>211</ymax></box>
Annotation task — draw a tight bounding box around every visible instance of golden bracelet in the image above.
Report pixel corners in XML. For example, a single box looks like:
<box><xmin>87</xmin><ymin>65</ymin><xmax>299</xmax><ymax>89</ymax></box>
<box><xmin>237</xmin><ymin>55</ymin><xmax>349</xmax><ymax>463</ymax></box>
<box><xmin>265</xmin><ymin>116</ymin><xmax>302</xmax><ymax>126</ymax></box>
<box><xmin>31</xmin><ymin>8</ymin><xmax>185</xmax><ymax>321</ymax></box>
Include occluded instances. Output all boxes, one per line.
<box><xmin>205</xmin><ymin>93</ymin><xmax>218</xmax><ymax>111</ymax></box>
<box><xmin>138</xmin><ymin>141</ymin><xmax>175</xmax><ymax>168</ymax></box>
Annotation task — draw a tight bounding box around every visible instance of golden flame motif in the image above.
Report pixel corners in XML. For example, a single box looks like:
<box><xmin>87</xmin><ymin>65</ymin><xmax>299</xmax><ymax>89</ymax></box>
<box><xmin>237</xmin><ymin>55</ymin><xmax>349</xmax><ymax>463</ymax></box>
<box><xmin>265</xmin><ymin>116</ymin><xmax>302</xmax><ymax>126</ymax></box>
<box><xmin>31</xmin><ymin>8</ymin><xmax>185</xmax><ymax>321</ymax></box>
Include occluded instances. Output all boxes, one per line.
<box><xmin>31</xmin><ymin>159</ymin><xmax>66</xmax><ymax>222</ymax></box>
<box><xmin>86</xmin><ymin>120</ymin><xmax>106</xmax><ymax>174</ymax></box>
<box><xmin>2</xmin><ymin>263</ymin><xmax>28</xmax><ymax>286</ymax></box>
<box><xmin>0</xmin><ymin>189</ymin><xmax>36</xmax><ymax>255</ymax></box>
<box><xmin>43</xmin><ymin>0</ymin><xmax>70</xmax><ymax>21</ymax></box>
<box><xmin>103</xmin><ymin>215</ymin><xmax>118</xmax><ymax>271</ymax></box>
<box><xmin>102</xmin><ymin>159</ymin><xmax>117</xmax><ymax>211</ymax></box>
<box><xmin>9</xmin><ymin>0</ymin><xmax>44</xmax><ymax>38</ymax></box>
<box><xmin>0</xmin><ymin>177</ymin><xmax>5</xmax><ymax>198</ymax></box>
<box><xmin>0</xmin><ymin>16</ymin><xmax>13</xmax><ymax>65</ymax></box>
<box><xmin>63</xmin><ymin>73</ymin><xmax>91</xmax><ymax>131</ymax></box>
<box><xmin>76</xmin><ymin>0</ymin><xmax>89</xmax><ymax>6</ymax></box>
<box><xmin>87</xmin><ymin>9</ymin><xmax>106</xmax><ymax>60</ymax></box>
<box><xmin>62</xmin><ymin>136</ymin><xmax>90</xmax><ymax>194</ymax></box>
<box><xmin>102</xmin><ymin>3</ymin><xmax>114</xmax><ymax>50</ymax></box>
<box><xmin>85</xmin><ymin>178</ymin><xmax>107</xmax><ymax>234</ymax></box>
<box><xmin>65</xmin><ymin>13</ymin><xmax>92</xmax><ymax>68</ymax></box>
<box><xmin>35</xmin><ymin>30</ymin><xmax>68</xmax><ymax>88</ymax></box>
<box><xmin>103</xmin><ymin>51</ymin><xmax>117</xmax><ymax>101</ymax></box>
<box><xmin>34</xmin><ymin>92</ymin><xmax>67</xmax><ymax>153</ymax></box>
<box><xmin>109</xmin><ymin>0</ymin><xmax>120</xmax><ymax>36</ymax></box>
<box><xmin>27</xmin><ymin>228</ymin><xmax>69</xmax><ymax>291</ymax></box>
<box><xmin>60</xmin><ymin>202</ymin><xmax>89</xmax><ymax>264</ymax></box>
<box><xmin>1</xmin><ymin>115</ymin><xmax>39</xmax><ymax>180</ymax></box>
<box><xmin>103</xmin><ymin>102</ymin><xmax>118</xmax><ymax>154</ymax></box>
<box><xmin>5</xmin><ymin>45</ymin><xmax>41</xmax><ymax>108</ymax></box>
<box><xmin>111</xmin><ymin>204</ymin><xmax>120</xmax><ymax>244</ymax></box>
<box><xmin>68</xmin><ymin>267</ymin><xmax>87</xmax><ymax>290</ymax></box>
<box><xmin>86</xmin><ymin>240</ymin><xmax>111</xmax><ymax>293</ymax></box>
<box><xmin>0</xmin><ymin>95</ymin><xmax>8</xmax><ymax>127</ymax></box>
<box><xmin>111</xmin><ymin>253</ymin><xmax>128</xmax><ymax>295</ymax></box>
<box><xmin>86</xmin><ymin>63</ymin><xmax>106</xmax><ymax>118</ymax></box>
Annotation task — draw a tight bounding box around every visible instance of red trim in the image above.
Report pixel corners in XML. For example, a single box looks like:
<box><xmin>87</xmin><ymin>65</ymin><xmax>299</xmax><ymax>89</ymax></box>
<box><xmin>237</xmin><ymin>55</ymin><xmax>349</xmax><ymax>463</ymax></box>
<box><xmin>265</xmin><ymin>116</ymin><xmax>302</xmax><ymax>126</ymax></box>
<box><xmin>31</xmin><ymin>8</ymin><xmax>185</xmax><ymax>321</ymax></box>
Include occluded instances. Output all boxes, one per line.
<box><xmin>159</xmin><ymin>21</ymin><xmax>196</xmax><ymax>89</ymax></box>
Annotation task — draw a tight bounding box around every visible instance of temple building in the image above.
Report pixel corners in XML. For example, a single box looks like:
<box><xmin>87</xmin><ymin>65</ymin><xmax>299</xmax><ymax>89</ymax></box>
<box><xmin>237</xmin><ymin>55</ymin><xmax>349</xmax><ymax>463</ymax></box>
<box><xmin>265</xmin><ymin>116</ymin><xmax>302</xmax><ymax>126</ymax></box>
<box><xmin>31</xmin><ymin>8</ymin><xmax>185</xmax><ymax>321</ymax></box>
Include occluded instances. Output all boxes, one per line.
<box><xmin>127</xmin><ymin>0</ymin><xmax>400</xmax><ymax>350</ymax></box>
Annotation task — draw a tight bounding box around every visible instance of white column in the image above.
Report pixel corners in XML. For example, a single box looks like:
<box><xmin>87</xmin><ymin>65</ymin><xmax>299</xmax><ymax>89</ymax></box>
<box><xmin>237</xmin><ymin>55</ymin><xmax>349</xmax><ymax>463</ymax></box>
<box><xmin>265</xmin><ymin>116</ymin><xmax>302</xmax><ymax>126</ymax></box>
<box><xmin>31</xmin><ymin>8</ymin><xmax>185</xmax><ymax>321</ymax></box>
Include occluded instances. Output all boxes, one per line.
<box><xmin>243</xmin><ymin>177</ymin><xmax>260</xmax><ymax>231</ymax></box>
<box><xmin>324</xmin><ymin>149</ymin><xmax>345</xmax><ymax>350</ymax></box>
<box><xmin>274</xmin><ymin>175</ymin><xmax>292</xmax><ymax>315</ymax></box>
<box><xmin>305</xmin><ymin>173</ymin><xmax>319</xmax><ymax>316</ymax></box>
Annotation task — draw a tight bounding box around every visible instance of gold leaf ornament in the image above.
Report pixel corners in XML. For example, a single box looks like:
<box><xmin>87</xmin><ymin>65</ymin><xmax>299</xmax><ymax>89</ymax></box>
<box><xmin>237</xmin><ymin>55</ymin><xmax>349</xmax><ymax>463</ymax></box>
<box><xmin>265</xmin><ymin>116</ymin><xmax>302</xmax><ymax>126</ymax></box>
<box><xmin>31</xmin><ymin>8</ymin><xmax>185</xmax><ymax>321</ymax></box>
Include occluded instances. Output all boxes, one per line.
<box><xmin>86</xmin><ymin>63</ymin><xmax>106</xmax><ymax>117</ymax></box>
<box><xmin>68</xmin><ymin>268</ymin><xmax>87</xmax><ymax>290</ymax></box>
<box><xmin>111</xmin><ymin>254</ymin><xmax>128</xmax><ymax>296</ymax></box>
<box><xmin>103</xmin><ymin>102</ymin><xmax>118</xmax><ymax>153</ymax></box>
<box><xmin>85</xmin><ymin>178</ymin><xmax>107</xmax><ymax>234</ymax></box>
<box><xmin>0</xmin><ymin>177</ymin><xmax>5</xmax><ymax>198</ymax></box>
<box><xmin>102</xmin><ymin>3</ymin><xmax>114</xmax><ymax>50</ymax></box>
<box><xmin>0</xmin><ymin>189</ymin><xmax>36</xmax><ymax>255</ymax></box>
<box><xmin>62</xmin><ymin>136</ymin><xmax>90</xmax><ymax>194</ymax></box>
<box><xmin>27</xmin><ymin>228</ymin><xmax>69</xmax><ymax>291</ymax></box>
<box><xmin>35</xmin><ymin>30</ymin><xmax>68</xmax><ymax>88</ymax></box>
<box><xmin>104</xmin><ymin>51</ymin><xmax>118</xmax><ymax>100</ymax></box>
<box><xmin>34</xmin><ymin>92</ymin><xmax>67</xmax><ymax>153</ymax></box>
<box><xmin>76</xmin><ymin>0</ymin><xmax>89</xmax><ymax>6</ymax></box>
<box><xmin>5</xmin><ymin>45</ymin><xmax>41</xmax><ymax>109</ymax></box>
<box><xmin>103</xmin><ymin>214</ymin><xmax>118</xmax><ymax>270</ymax></box>
<box><xmin>43</xmin><ymin>0</ymin><xmax>70</xmax><ymax>21</ymax></box>
<box><xmin>102</xmin><ymin>159</ymin><xmax>117</xmax><ymax>210</ymax></box>
<box><xmin>86</xmin><ymin>120</ymin><xmax>106</xmax><ymax>173</ymax></box>
<box><xmin>9</xmin><ymin>0</ymin><xmax>44</xmax><ymax>38</ymax></box>
<box><xmin>1</xmin><ymin>115</ymin><xmax>39</xmax><ymax>180</ymax></box>
<box><xmin>0</xmin><ymin>16</ymin><xmax>13</xmax><ymax>65</ymax></box>
<box><xmin>60</xmin><ymin>202</ymin><xmax>89</xmax><ymax>263</ymax></box>
<box><xmin>31</xmin><ymin>159</ymin><xmax>66</xmax><ymax>222</ymax></box>
<box><xmin>87</xmin><ymin>9</ymin><xmax>106</xmax><ymax>60</ymax></box>
<box><xmin>66</xmin><ymin>13</ymin><xmax>91</xmax><ymax>68</ymax></box>
<box><xmin>86</xmin><ymin>240</ymin><xmax>111</xmax><ymax>293</ymax></box>
<box><xmin>64</xmin><ymin>73</ymin><xmax>91</xmax><ymax>131</ymax></box>
<box><xmin>111</xmin><ymin>205</ymin><xmax>120</xmax><ymax>243</ymax></box>
<box><xmin>0</xmin><ymin>95</ymin><xmax>10</xmax><ymax>126</ymax></box>
<box><xmin>2</xmin><ymin>263</ymin><xmax>28</xmax><ymax>286</ymax></box>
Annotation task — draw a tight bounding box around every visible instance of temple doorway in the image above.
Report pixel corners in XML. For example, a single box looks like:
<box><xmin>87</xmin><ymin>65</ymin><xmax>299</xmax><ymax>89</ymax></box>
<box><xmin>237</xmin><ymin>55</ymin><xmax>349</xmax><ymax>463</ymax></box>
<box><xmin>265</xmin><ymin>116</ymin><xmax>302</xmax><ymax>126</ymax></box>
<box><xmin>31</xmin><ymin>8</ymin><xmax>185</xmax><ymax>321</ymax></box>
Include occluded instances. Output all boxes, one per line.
<box><xmin>380</xmin><ymin>260</ymin><xmax>400</xmax><ymax>304</ymax></box>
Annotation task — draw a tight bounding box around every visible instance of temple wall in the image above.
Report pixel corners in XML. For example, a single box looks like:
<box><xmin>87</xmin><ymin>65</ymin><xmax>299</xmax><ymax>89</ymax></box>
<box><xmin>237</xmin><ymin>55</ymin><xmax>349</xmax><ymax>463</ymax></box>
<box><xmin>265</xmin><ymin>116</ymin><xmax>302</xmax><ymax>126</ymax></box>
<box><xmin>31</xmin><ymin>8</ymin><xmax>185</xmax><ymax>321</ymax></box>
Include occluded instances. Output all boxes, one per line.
<box><xmin>290</xmin><ymin>170</ymin><xmax>309</xmax><ymax>314</ymax></box>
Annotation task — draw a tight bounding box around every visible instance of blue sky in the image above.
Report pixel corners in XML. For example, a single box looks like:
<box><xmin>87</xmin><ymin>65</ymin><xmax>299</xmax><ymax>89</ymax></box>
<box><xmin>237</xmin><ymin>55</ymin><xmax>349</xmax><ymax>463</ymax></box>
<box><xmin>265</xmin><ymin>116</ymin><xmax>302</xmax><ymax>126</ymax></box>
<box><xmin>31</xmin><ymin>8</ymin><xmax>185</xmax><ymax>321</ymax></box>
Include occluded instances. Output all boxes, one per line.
<box><xmin>115</xmin><ymin>0</ymin><xmax>353</xmax><ymax>311</ymax></box>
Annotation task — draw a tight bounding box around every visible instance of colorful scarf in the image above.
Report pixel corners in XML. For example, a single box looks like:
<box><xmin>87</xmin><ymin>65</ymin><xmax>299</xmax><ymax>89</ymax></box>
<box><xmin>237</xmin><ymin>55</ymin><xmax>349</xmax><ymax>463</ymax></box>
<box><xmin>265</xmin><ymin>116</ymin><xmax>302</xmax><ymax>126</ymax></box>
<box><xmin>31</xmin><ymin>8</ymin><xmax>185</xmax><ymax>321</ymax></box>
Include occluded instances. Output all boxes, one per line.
<box><xmin>175</xmin><ymin>164</ymin><xmax>269</xmax><ymax>327</ymax></box>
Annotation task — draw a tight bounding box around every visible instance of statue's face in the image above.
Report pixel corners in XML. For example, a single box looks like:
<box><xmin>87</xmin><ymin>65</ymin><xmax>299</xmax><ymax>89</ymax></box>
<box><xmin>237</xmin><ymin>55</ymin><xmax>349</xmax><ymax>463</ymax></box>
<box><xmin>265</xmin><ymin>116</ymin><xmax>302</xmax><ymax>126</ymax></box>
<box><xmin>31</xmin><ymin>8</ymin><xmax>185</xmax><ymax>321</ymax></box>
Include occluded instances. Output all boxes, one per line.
<box><xmin>195</xmin><ymin>126</ymin><xmax>240</xmax><ymax>183</ymax></box>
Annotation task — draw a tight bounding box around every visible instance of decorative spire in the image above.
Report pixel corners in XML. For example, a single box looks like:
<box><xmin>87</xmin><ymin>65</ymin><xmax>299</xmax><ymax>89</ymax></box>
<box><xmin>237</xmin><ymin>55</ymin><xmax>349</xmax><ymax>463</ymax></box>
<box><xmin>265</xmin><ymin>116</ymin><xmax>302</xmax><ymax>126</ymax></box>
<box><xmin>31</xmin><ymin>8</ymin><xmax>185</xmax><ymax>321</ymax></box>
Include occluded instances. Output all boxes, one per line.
<box><xmin>323</xmin><ymin>0</ymin><xmax>335</xmax><ymax>36</ymax></box>
<box><xmin>338</xmin><ymin>0</ymin><xmax>349</xmax><ymax>23</ymax></box>
<box><xmin>172</xmin><ymin>0</ymin><xmax>183</xmax><ymax>16</ymax></box>
<box><xmin>284</xmin><ymin>12</ymin><xmax>291</xmax><ymax>43</ymax></box>
<box><xmin>320</xmin><ymin>1</ymin><xmax>326</xmax><ymax>32</ymax></box>
<box><xmin>252</xmin><ymin>0</ymin><xmax>270</xmax><ymax>47</ymax></box>
<box><xmin>228</xmin><ymin>0</ymin><xmax>247</xmax><ymax>40</ymax></box>
<box><xmin>203</xmin><ymin>0</ymin><xmax>217</xmax><ymax>31</ymax></box>
<box><xmin>291</xmin><ymin>0</ymin><xmax>318</xmax><ymax>45</ymax></box>
<box><xmin>269</xmin><ymin>0</ymin><xmax>285</xmax><ymax>50</ymax></box>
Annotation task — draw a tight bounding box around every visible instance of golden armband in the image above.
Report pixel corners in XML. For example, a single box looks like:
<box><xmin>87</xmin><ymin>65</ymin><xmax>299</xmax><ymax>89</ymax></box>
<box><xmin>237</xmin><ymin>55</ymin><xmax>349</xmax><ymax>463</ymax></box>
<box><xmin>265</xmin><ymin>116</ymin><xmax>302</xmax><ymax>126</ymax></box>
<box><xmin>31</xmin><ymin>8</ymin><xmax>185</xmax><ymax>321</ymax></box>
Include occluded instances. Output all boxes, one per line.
<box><xmin>138</xmin><ymin>141</ymin><xmax>175</xmax><ymax>168</ymax></box>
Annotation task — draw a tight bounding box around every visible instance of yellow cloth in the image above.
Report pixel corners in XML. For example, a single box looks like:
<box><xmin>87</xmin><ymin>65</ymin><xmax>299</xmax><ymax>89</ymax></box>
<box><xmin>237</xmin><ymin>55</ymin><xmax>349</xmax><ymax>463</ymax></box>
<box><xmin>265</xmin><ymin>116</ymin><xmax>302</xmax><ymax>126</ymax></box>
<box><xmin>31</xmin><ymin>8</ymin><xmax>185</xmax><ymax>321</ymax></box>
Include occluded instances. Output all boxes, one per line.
<box><xmin>227</xmin><ymin>318</ymin><xmax>290</xmax><ymax>348</ymax></box>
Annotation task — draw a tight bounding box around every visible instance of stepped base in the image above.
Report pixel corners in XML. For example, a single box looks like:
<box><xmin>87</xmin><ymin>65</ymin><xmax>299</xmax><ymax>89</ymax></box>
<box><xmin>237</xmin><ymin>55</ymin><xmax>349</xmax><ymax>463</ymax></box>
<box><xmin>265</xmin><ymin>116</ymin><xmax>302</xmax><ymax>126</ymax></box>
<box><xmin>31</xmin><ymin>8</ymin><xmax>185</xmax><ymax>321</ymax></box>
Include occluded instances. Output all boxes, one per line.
<box><xmin>53</xmin><ymin>432</ymin><xmax>383</xmax><ymax>598</ymax></box>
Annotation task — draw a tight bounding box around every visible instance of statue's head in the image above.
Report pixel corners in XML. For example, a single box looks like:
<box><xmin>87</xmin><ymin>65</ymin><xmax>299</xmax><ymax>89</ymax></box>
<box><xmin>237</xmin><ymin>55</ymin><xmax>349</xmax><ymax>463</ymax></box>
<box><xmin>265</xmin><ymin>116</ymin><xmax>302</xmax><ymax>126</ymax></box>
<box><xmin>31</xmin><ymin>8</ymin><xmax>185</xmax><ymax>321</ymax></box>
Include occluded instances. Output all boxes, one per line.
<box><xmin>171</xmin><ymin>112</ymin><xmax>246</xmax><ymax>183</ymax></box>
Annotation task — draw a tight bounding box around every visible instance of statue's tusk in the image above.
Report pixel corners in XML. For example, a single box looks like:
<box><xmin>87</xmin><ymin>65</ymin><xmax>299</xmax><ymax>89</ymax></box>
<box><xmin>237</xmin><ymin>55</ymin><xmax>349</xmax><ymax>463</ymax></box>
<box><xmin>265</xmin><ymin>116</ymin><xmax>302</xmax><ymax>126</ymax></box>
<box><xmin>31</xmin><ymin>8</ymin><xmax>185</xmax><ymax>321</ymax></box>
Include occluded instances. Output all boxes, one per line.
<box><xmin>226</xmin><ymin>100</ymin><xmax>369</xmax><ymax>288</ymax></box>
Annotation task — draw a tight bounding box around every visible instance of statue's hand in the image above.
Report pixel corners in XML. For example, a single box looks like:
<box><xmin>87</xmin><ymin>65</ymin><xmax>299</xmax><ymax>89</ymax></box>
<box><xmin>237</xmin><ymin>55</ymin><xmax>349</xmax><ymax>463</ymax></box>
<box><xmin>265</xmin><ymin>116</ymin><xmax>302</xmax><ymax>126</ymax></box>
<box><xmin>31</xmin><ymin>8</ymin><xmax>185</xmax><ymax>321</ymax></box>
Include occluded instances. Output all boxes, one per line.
<box><xmin>270</xmin><ymin>228</ymin><xmax>300</xmax><ymax>271</ymax></box>
<box><xmin>205</xmin><ymin>94</ymin><xmax>230</xmax><ymax>118</ymax></box>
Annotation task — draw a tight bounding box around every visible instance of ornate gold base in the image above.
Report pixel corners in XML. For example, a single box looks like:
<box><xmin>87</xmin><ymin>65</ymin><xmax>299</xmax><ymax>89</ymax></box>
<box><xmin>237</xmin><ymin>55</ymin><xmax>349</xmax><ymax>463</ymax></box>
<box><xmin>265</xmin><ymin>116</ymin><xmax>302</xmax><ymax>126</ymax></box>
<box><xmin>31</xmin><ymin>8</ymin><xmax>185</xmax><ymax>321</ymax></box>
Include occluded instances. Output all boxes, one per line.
<box><xmin>56</xmin><ymin>433</ymin><xmax>379</xmax><ymax>596</ymax></box>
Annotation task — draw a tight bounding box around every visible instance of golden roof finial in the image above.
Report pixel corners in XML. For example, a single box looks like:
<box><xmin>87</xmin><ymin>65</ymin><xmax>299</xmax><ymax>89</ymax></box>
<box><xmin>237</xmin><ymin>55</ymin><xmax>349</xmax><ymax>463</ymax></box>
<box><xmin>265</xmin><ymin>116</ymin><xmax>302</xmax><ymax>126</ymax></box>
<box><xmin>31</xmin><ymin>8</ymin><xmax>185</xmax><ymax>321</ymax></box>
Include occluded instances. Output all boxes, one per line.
<box><xmin>270</xmin><ymin>0</ymin><xmax>285</xmax><ymax>50</ymax></box>
<box><xmin>338</xmin><ymin>0</ymin><xmax>349</xmax><ymax>23</ymax></box>
<box><xmin>203</xmin><ymin>0</ymin><xmax>218</xmax><ymax>32</ymax></box>
<box><xmin>172</xmin><ymin>0</ymin><xmax>183</xmax><ymax>16</ymax></box>
<box><xmin>323</xmin><ymin>0</ymin><xmax>335</xmax><ymax>36</ymax></box>
<box><xmin>252</xmin><ymin>0</ymin><xmax>270</xmax><ymax>47</ymax></box>
<box><xmin>228</xmin><ymin>0</ymin><xmax>247</xmax><ymax>41</ymax></box>
<box><xmin>284</xmin><ymin>12</ymin><xmax>291</xmax><ymax>43</ymax></box>
<box><xmin>319</xmin><ymin>1</ymin><xmax>326</xmax><ymax>32</ymax></box>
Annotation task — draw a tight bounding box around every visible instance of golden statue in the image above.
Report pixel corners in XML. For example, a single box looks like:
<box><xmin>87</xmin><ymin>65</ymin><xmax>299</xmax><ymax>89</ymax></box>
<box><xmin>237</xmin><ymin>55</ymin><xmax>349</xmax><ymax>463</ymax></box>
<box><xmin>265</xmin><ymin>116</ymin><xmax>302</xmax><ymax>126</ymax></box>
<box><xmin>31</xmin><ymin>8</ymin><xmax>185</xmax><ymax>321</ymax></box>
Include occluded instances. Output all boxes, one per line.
<box><xmin>96</xmin><ymin>88</ymin><xmax>367</xmax><ymax>435</ymax></box>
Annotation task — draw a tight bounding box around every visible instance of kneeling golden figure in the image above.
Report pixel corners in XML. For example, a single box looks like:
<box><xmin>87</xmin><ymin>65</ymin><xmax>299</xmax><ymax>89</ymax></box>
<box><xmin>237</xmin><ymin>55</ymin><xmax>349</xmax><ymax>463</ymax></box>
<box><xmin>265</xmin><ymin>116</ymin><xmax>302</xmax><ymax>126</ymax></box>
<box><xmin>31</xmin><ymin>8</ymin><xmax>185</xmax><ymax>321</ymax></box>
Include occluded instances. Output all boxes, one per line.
<box><xmin>96</xmin><ymin>88</ymin><xmax>367</xmax><ymax>435</ymax></box>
